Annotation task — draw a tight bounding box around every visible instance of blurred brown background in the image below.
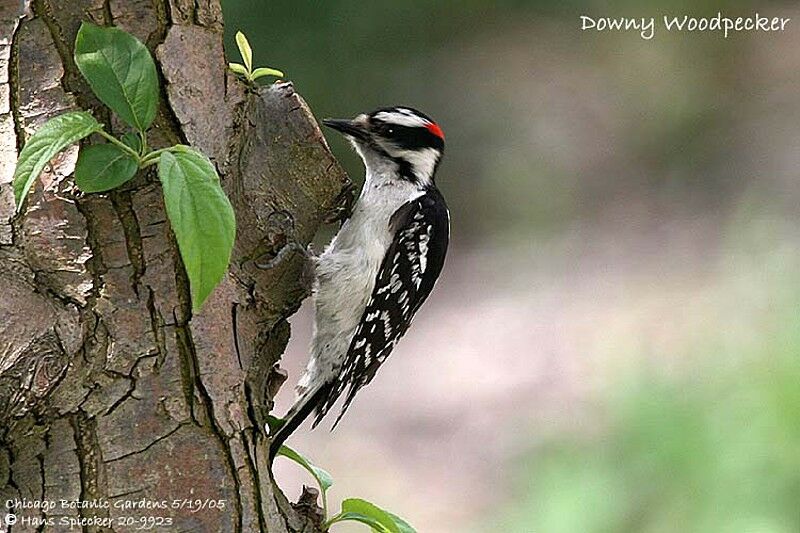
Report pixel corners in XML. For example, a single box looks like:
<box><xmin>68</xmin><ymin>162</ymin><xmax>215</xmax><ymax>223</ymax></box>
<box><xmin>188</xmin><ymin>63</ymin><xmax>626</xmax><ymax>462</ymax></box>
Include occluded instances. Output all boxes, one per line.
<box><xmin>223</xmin><ymin>1</ymin><xmax>800</xmax><ymax>531</ymax></box>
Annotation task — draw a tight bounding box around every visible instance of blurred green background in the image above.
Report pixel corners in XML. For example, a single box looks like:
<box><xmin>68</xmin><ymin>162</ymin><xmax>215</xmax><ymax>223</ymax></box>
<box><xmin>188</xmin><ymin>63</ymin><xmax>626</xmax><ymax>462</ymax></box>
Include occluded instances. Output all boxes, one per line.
<box><xmin>222</xmin><ymin>1</ymin><xmax>800</xmax><ymax>531</ymax></box>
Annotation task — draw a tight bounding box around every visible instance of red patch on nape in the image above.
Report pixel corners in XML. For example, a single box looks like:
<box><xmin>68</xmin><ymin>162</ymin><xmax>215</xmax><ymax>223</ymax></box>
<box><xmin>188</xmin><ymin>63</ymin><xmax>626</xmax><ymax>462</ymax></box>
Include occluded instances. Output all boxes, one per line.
<box><xmin>426</xmin><ymin>122</ymin><xmax>445</xmax><ymax>140</ymax></box>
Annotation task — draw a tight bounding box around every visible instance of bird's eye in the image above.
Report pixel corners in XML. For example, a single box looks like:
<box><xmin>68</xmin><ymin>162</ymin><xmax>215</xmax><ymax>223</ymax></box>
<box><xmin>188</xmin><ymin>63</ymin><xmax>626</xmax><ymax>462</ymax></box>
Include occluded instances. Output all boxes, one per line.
<box><xmin>386</xmin><ymin>127</ymin><xmax>394</xmax><ymax>135</ymax></box>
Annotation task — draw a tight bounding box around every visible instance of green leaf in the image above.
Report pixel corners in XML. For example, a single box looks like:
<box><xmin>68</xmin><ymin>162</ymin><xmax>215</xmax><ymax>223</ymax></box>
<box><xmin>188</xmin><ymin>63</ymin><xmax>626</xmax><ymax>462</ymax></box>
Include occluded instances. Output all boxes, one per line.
<box><xmin>276</xmin><ymin>445</ymin><xmax>333</xmax><ymax>493</ymax></box>
<box><xmin>250</xmin><ymin>67</ymin><xmax>284</xmax><ymax>81</ymax></box>
<box><xmin>265</xmin><ymin>415</ymin><xmax>285</xmax><ymax>433</ymax></box>
<box><xmin>228</xmin><ymin>62</ymin><xmax>248</xmax><ymax>76</ymax></box>
<box><xmin>12</xmin><ymin>111</ymin><xmax>102</xmax><ymax>211</ymax></box>
<box><xmin>158</xmin><ymin>147</ymin><xmax>236</xmax><ymax>311</ymax></box>
<box><xmin>330</xmin><ymin>512</ymin><xmax>392</xmax><ymax>533</ymax></box>
<box><xmin>341</xmin><ymin>499</ymin><xmax>401</xmax><ymax>533</ymax></box>
<box><xmin>74</xmin><ymin>143</ymin><xmax>138</xmax><ymax>193</ymax></box>
<box><xmin>235</xmin><ymin>31</ymin><xmax>252</xmax><ymax>71</ymax></box>
<box><xmin>386</xmin><ymin>512</ymin><xmax>416</xmax><ymax>533</ymax></box>
<box><xmin>75</xmin><ymin>22</ymin><xmax>159</xmax><ymax>131</ymax></box>
<box><xmin>121</xmin><ymin>132</ymin><xmax>142</xmax><ymax>153</ymax></box>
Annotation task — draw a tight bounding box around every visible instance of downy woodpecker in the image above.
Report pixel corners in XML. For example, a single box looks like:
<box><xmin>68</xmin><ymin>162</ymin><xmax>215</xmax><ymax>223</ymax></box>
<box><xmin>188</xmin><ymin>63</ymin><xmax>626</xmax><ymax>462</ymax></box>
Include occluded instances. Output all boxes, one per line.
<box><xmin>269</xmin><ymin>107</ymin><xmax>449</xmax><ymax>457</ymax></box>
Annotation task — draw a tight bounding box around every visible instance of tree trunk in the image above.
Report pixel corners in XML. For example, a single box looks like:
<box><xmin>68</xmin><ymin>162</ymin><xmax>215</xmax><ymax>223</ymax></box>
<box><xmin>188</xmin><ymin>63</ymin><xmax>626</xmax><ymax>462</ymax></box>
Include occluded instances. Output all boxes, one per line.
<box><xmin>0</xmin><ymin>1</ymin><xmax>351</xmax><ymax>531</ymax></box>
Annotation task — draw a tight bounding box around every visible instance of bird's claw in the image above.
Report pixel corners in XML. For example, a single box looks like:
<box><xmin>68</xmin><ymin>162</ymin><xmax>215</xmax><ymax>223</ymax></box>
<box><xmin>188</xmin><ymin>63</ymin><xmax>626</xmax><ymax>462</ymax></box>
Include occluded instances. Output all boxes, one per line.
<box><xmin>254</xmin><ymin>241</ymin><xmax>310</xmax><ymax>270</ymax></box>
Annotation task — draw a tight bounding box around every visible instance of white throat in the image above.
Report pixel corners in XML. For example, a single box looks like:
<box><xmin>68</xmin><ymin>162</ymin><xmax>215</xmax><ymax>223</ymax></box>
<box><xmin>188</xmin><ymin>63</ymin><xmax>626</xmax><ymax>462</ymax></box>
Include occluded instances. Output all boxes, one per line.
<box><xmin>353</xmin><ymin>141</ymin><xmax>438</xmax><ymax>188</ymax></box>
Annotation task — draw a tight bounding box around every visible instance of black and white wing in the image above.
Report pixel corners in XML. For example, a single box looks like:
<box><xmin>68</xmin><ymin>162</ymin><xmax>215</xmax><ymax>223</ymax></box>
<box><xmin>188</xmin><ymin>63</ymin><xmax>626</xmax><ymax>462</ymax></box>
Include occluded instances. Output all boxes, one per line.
<box><xmin>313</xmin><ymin>188</ymin><xmax>450</xmax><ymax>427</ymax></box>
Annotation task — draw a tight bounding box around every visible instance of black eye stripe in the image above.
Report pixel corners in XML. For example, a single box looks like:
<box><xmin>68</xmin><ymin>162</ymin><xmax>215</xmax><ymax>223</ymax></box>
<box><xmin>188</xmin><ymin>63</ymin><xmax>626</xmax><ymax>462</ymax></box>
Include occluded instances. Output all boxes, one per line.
<box><xmin>377</xmin><ymin>123</ymin><xmax>444</xmax><ymax>150</ymax></box>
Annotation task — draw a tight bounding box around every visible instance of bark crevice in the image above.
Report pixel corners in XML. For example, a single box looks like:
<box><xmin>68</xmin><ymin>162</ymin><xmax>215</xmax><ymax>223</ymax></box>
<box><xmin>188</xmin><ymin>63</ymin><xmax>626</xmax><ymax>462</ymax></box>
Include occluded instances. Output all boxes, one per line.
<box><xmin>70</xmin><ymin>411</ymin><xmax>110</xmax><ymax>527</ymax></box>
<box><xmin>110</xmin><ymin>190</ymin><xmax>147</xmax><ymax>295</ymax></box>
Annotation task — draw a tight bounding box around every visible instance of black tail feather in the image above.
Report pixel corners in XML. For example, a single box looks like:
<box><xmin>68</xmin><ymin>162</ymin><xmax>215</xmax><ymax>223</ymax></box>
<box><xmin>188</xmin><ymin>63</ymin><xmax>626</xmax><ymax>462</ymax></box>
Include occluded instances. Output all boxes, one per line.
<box><xmin>268</xmin><ymin>382</ymin><xmax>331</xmax><ymax>461</ymax></box>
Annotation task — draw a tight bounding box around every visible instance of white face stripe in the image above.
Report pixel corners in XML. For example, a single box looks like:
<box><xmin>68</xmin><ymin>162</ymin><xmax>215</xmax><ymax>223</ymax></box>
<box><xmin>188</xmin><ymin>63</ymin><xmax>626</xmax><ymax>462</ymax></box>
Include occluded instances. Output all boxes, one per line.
<box><xmin>394</xmin><ymin>147</ymin><xmax>439</xmax><ymax>186</ymax></box>
<box><xmin>374</xmin><ymin>110</ymin><xmax>430</xmax><ymax>128</ymax></box>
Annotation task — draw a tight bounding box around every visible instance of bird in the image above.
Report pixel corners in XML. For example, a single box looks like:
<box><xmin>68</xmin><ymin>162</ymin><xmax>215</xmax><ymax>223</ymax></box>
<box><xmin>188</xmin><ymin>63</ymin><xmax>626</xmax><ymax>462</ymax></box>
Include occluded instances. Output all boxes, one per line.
<box><xmin>269</xmin><ymin>106</ymin><xmax>450</xmax><ymax>458</ymax></box>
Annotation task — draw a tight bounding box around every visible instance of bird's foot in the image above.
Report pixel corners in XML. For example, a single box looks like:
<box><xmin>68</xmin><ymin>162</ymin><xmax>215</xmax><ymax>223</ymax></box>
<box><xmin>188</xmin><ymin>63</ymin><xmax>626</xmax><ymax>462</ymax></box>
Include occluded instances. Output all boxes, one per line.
<box><xmin>323</xmin><ymin>183</ymin><xmax>357</xmax><ymax>225</ymax></box>
<box><xmin>254</xmin><ymin>210</ymin><xmax>315</xmax><ymax>271</ymax></box>
<box><xmin>254</xmin><ymin>241</ymin><xmax>311</xmax><ymax>270</ymax></box>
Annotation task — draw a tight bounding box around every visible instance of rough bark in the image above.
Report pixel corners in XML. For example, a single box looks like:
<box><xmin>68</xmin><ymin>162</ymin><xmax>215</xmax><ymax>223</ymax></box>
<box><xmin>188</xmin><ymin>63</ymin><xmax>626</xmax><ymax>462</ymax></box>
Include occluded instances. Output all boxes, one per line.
<box><xmin>0</xmin><ymin>1</ymin><xmax>351</xmax><ymax>531</ymax></box>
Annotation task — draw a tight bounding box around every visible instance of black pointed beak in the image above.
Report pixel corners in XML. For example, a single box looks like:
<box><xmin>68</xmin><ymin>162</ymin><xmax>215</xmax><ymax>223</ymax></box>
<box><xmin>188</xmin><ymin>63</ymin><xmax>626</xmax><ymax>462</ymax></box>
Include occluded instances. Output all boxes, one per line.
<box><xmin>322</xmin><ymin>118</ymin><xmax>368</xmax><ymax>141</ymax></box>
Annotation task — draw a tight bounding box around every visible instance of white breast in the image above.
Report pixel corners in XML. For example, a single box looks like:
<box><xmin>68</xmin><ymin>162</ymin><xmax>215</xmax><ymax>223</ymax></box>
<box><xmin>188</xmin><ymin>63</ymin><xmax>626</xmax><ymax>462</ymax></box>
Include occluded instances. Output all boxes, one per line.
<box><xmin>296</xmin><ymin>163</ymin><xmax>424</xmax><ymax>396</ymax></box>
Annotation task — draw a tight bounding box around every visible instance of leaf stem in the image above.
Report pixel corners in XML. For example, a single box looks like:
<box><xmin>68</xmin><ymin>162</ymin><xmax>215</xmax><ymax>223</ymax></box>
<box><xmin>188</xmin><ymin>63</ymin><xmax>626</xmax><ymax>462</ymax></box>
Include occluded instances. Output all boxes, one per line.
<box><xmin>97</xmin><ymin>130</ymin><xmax>141</xmax><ymax>160</ymax></box>
<box><xmin>323</xmin><ymin>513</ymin><xmax>343</xmax><ymax>530</ymax></box>
<box><xmin>140</xmin><ymin>147</ymin><xmax>170</xmax><ymax>167</ymax></box>
<box><xmin>138</xmin><ymin>130</ymin><xmax>148</xmax><ymax>156</ymax></box>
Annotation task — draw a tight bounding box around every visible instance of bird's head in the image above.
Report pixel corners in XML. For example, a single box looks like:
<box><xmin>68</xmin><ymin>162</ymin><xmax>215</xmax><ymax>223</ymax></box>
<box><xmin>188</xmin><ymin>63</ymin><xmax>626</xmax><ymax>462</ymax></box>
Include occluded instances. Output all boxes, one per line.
<box><xmin>323</xmin><ymin>106</ymin><xmax>445</xmax><ymax>186</ymax></box>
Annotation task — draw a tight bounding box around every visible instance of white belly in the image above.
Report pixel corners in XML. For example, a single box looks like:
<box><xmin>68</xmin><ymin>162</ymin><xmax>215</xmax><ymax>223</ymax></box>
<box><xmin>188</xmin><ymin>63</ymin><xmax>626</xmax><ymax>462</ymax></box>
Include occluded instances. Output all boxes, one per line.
<box><xmin>296</xmin><ymin>174</ymin><xmax>423</xmax><ymax>395</ymax></box>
